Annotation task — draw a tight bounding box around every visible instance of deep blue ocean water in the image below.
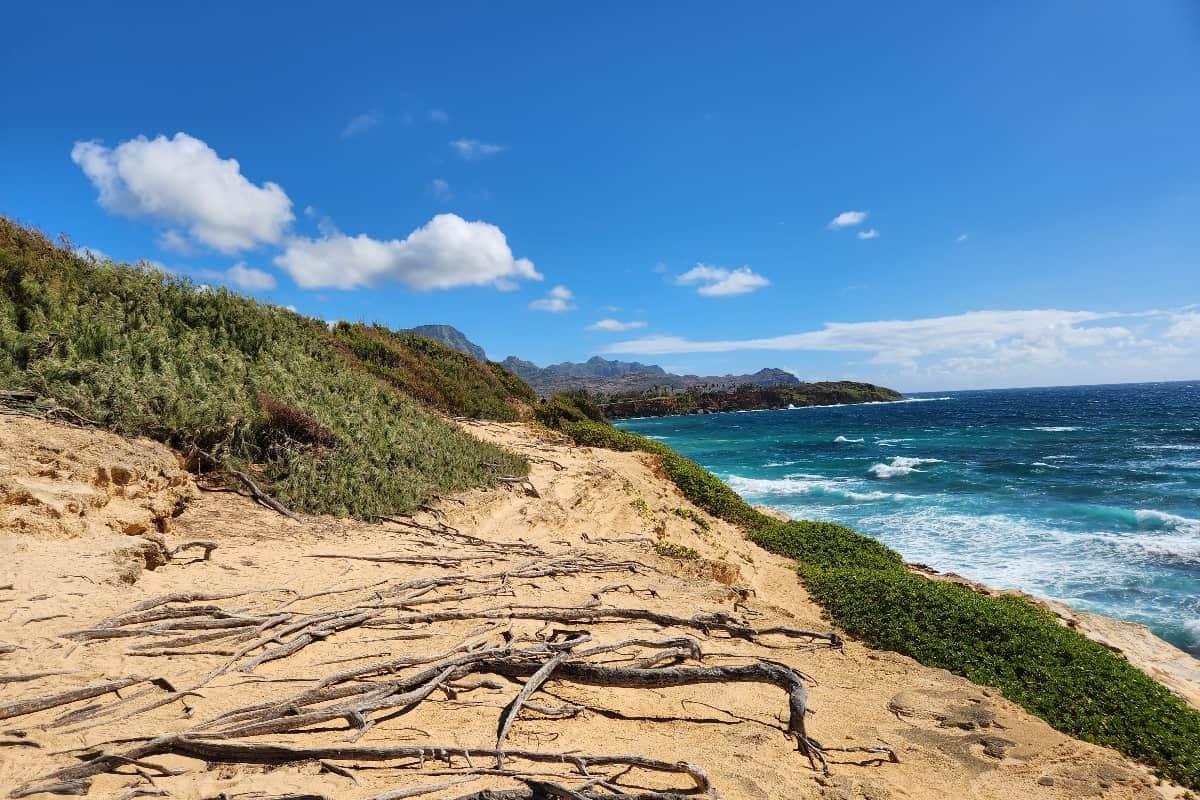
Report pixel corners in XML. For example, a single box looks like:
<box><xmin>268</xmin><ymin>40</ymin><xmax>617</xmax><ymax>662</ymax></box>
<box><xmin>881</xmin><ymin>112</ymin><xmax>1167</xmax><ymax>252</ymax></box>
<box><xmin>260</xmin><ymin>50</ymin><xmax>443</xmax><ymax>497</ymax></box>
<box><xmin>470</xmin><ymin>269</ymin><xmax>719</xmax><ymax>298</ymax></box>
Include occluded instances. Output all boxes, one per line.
<box><xmin>616</xmin><ymin>381</ymin><xmax>1200</xmax><ymax>654</ymax></box>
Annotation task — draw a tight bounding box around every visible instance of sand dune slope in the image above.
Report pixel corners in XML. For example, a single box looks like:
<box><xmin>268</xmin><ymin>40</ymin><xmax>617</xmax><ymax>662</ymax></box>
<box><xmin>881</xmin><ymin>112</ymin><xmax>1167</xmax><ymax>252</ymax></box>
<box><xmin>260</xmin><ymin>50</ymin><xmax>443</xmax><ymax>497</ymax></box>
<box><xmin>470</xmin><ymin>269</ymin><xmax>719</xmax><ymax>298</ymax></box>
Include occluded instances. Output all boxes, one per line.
<box><xmin>0</xmin><ymin>415</ymin><xmax>1188</xmax><ymax>799</ymax></box>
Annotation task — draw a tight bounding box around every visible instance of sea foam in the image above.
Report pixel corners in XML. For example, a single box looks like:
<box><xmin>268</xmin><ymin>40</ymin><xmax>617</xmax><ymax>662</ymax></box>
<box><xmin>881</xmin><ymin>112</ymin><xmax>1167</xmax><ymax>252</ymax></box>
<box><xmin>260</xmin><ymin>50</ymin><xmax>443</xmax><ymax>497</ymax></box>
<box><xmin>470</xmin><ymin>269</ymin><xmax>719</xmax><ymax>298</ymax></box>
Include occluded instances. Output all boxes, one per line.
<box><xmin>868</xmin><ymin>456</ymin><xmax>943</xmax><ymax>479</ymax></box>
<box><xmin>834</xmin><ymin>435</ymin><xmax>865</xmax><ymax>443</ymax></box>
<box><xmin>726</xmin><ymin>474</ymin><xmax>908</xmax><ymax>504</ymax></box>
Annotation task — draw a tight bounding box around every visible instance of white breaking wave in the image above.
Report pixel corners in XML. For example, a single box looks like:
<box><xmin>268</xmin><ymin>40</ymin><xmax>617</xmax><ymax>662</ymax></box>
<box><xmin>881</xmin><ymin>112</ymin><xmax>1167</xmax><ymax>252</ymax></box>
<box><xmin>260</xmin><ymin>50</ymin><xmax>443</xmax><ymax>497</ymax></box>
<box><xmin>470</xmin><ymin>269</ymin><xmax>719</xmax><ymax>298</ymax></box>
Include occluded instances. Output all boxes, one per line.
<box><xmin>868</xmin><ymin>456</ymin><xmax>943</xmax><ymax>479</ymax></box>
<box><xmin>1031</xmin><ymin>462</ymin><xmax>1060</xmax><ymax>469</ymax></box>
<box><xmin>1136</xmin><ymin>443</ymin><xmax>1200</xmax><ymax>451</ymax></box>
<box><xmin>725</xmin><ymin>474</ymin><xmax>910</xmax><ymax>504</ymax></box>
<box><xmin>1185</xmin><ymin>619</ymin><xmax>1200</xmax><ymax>649</ymax></box>
<box><xmin>762</xmin><ymin>459</ymin><xmax>799</xmax><ymax>468</ymax></box>
<box><xmin>834</xmin><ymin>435</ymin><xmax>865</xmax><ymax>443</ymax></box>
<box><xmin>876</xmin><ymin>438</ymin><xmax>913</xmax><ymax>447</ymax></box>
<box><xmin>1087</xmin><ymin>531</ymin><xmax>1200</xmax><ymax>566</ymax></box>
<box><xmin>1022</xmin><ymin>426</ymin><xmax>1081</xmax><ymax>432</ymax></box>
<box><xmin>1133</xmin><ymin>509</ymin><xmax>1200</xmax><ymax>535</ymax></box>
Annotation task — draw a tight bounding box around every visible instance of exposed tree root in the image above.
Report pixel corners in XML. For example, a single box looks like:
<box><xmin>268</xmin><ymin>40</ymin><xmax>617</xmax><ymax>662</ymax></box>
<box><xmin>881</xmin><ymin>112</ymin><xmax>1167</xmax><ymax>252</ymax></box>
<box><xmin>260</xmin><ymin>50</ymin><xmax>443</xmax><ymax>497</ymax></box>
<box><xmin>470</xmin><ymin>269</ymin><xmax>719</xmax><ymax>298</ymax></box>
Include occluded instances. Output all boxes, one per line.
<box><xmin>10</xmin><ymin>537</ymin><xmax>886</xmax><ymax>798</ymax></box>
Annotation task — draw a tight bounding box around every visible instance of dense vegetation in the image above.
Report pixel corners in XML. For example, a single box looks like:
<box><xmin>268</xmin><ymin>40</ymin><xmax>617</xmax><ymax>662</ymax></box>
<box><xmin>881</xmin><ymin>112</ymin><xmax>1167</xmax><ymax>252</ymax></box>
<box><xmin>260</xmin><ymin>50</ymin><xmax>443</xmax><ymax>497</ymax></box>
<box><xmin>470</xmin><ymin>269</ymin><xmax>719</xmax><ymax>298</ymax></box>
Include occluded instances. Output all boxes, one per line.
<box><xmin>532</xmin><ymin>390</ymin><xmax>608</xmax><ymax>430</ymax></box>
<box><xmin>597</xmin><ymin>381</ymin><xmax>903</xmax><ymax>419</ymax></box>
<box><xmin>560</xmin><ymin>419</ymin><xmax>1200</xmax><ymax>789</ymax></box>
<box><xmin>0</xmin><ymin>217</ymin><xmax>525</xmax><ymax>518</ymax></box>
<box><xmin>396</xmin><ymin>323</ymin><xmax>488</xmax><ymax>362</ymax></box>
<box><xmin>334</xmin><ymin>322</ymin><xmax>535</xmax><ymax>422</ymax></box>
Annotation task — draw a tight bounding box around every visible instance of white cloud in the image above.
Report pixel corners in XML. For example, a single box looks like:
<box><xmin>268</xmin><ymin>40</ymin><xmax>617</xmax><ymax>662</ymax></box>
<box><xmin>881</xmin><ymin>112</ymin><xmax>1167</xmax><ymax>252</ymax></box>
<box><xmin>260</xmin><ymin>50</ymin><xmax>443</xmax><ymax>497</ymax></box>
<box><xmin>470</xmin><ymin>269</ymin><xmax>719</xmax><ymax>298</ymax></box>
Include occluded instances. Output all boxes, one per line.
<box><xmin>157</xmin><ymin>228</ymin><xmax>196</xmax><ymax>255</ymax></box>
<box><xmin>606</xmin><ymin>310</ymin><xmax>1125</xmax><ymax>358</ymax></box>
<box><xmin>529</xmin><ymin>285</ymin><xmax>576</xmax><ymax>313</ymax></box>
<box><xmin>198</xmin><ymin>263</ymin><xmax>277</xmax><ymax>290</ymax></box>
<box><xmin>676</xmin><ymin>264</ymin><xmax>769</xmax><ymax>297</ymax></box>
<box><xmin>588</xmin><ymin>318</ymin><xmax>647</xmax><ymax>332</ymax></box>
<box><xmin>956</xmin><ymin>233</ymin><xmax>969</xmax><ymax>243</ymax></box>
<box><xmin>829</xmin><ymin>210</ymin><xmax>868</xmax><ymax>229</ymax></box>
<box><xmin>430</xmin><ymin>178</ymin><xmax>453</xmax><ymax>201</ymax></box>
<box><xmin>428</xmin><ymin>109</ymin><xmax>450</xmax><ymax>124</ymax></box>
<box><xmin>603</xmin><ymin>308</ymin><xmax>1200</xmax><ymax>390</ymax></box>
<box><xmin>341</xmin><ymin>111</ymin><xmax>382</xmax><ymax>139</ymax></box>
<box><xmin>224</xmin><ymin>264</ymin><xmax>277</xmax><ymax>291</ymax></box>
<box><xmin>275</xmin><ymin>213</ymin><xmax>542</xmax><ymax>291</ymax></box>
<box><xmin>1166</xmin><ymin>312</ymin><xmax>1200</xmax><ymax>340</ymax></box>
<box><xmin>857</xmin><ymin>228</ymin><xmax>880</xmax><ymax>240</ymax></box>
<box><xmin>71</xmin><ymin>133</ymin><xmax>294</xmax><ymax>254</ymax></box>
<box><xmin>451</xmin><ymin>138</ymin><xmax>504</xmax><ymax>160</ymax></box>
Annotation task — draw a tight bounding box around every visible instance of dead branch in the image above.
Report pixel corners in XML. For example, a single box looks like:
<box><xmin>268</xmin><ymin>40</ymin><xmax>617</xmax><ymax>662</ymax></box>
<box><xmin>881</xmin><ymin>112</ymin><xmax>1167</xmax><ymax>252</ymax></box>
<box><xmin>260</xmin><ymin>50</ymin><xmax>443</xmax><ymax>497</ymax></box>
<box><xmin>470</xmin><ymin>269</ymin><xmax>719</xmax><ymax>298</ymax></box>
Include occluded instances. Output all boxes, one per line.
<box><xmin>19</xmin><ymin>738</ymin><xmax>715</xmax><ymax>798</ymax></box>
<box><xmin>0</xmin><ymin>671</ymin><xmax>72</xmax><ymax>685</ymax></box>
<box><xmin>168</xmin><ymin>540</ymin><xmax>219</xmax><ymax>561</ymax></box>
<box><xmin>191</xmin><ymin>448</ymin><xmax>303</xmax><ymax>522</ymax></box>
<box><xmin>495</xmin><ymin>477</ymin><xmax>540</xmax><ymax>498</ymax></box>
<box><xmin>0</xmin><ymin>677</ymin><xmax>148</xmax><ymax>721</ymax></box>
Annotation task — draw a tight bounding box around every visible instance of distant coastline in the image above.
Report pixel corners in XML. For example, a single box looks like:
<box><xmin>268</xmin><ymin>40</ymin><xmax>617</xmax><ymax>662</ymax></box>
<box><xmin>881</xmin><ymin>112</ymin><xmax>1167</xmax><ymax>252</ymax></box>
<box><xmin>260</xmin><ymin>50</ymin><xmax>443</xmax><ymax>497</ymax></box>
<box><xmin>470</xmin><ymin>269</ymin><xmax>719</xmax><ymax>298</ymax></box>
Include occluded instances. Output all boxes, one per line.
<box><xmin>598</xmin><ymin>381</ymin><xmax>903</xmax><ymax>419</ymax></box>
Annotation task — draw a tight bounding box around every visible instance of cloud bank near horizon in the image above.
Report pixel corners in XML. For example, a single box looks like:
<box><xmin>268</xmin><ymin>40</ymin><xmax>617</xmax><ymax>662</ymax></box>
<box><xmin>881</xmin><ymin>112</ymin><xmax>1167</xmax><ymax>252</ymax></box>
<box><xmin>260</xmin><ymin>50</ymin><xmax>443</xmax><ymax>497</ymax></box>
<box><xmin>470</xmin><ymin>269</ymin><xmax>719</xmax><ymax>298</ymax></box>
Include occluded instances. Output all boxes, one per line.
<box><xmin>603</xmin><ymin>308</ymin><xmax>1200</xmax><ymax>390</ymax></box>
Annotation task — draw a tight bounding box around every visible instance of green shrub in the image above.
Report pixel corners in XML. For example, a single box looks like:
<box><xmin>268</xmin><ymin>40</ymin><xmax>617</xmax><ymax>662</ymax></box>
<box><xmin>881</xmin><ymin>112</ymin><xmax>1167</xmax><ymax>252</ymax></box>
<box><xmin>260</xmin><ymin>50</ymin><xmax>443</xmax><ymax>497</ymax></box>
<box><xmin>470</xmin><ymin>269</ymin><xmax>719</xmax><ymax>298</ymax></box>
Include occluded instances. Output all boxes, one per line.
<box><xmin>557</xmin><ymin>415</ymin><xmax>1200</xmax><ymax>789</ymax></box>
<box><xmin>802</xmin><ymin>562</ymin><xmax>1200</xmax><ymax>784</ymax></box>
<box><xmin>535</xmin><ymin>391</ymin><xmax>608</xmax><ymax>429</ymax></box>
<box><xmin>654</xmin><ymin>540</ymin><xmax>701</xmax><ymax>560</ymax></box>
<box><xmin>334</xmin><ymin>322</ymin><xmax>534</xmax><ymax>421</ymax></box>
<box><xmin>672</xmin><ymin>506</ymin><xmax>710</xmax><ymax>530</ymax></box>
<box><xmin>0</xmin><ymin>218</ymin><xmax>525</xmax><ymax>518</ymax></box>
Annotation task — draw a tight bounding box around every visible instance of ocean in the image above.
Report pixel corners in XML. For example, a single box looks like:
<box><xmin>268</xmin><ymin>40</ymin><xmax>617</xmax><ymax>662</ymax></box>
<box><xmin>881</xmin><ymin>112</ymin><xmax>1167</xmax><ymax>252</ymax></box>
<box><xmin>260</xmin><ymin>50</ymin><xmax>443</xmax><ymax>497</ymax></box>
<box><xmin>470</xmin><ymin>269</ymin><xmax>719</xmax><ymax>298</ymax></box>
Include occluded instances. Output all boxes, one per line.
<box><xmin>615</xmin><ymin>380</ymin><xmax>1200</xmax><ymax>655</ymax></box>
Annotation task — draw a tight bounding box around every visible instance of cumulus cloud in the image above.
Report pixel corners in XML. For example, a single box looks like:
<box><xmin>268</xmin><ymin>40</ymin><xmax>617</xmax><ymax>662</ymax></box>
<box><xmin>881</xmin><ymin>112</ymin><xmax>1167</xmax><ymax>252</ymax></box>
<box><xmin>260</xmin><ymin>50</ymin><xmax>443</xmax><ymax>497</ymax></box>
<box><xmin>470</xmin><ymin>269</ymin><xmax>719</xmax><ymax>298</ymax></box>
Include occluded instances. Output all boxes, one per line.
<box><xmin>428</xmin><ymin>109</ymin><xmax>450</xmax><ymax>124</ymax></box>
<box><xmin>71</xmin><ymin>133</ymin><xmax>294</xmax><ymax>254</ymax></box>
<box><xmin>451</xmin><ymin>138</ymin><xmax>504</xmax><ymax>160</ymax></box>
<box><xmin>956</xmin><ymin>233</ymin><xmax>969</xmax><ymax>243</ymax></box>
<box><xmin>341</xmin><ymin>111</ymin><xmax>382</xmax><ymax>139</ymax></box>
<box><xmin>676</xmin><ymin>264</ymin><xmax>769</xmax><ymax>297</ymax></box>
<box><xmin>828</xmin><ymin>210</ymin><xmax>867</xmax><ymax>229</ymax></box>
<box><xmin>529</xmin><ymin>285</ymin><xmax>576</xmax><ymax>313</ymax></box>
<box><xmin>588</xmin><ymin>319</ymin><xmax>647</xmax><ymax>332</ymax></box>
<box><xmin>857</xmin><ymin>228</ymin><xmax>880</xmax><ymax>240</ymax></box>
<box><xmin>603</xmin><ymin>308</ymin><xmax>1200</xmax><ymax>389</ymax></box>
<box><xmin>275</xmin><ymin>213</ymin><xmax>541</xmax><ymax>291</ymax></box>
<box><xmin>224</xmin><ymin>264</ymin><xmax>277</xmax><ymax>291</ymax></box>
<box><xmin>197</xmin><ymin>263</ymin><xmax>277</xmax><ymax>290</ymax></box>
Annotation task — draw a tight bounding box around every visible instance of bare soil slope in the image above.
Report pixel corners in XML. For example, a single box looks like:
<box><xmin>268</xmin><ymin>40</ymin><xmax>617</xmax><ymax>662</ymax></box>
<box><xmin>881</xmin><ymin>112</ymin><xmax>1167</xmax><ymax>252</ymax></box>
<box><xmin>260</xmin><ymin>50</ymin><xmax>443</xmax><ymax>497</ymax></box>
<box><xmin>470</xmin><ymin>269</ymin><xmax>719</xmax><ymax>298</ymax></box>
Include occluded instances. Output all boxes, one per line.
<box><xmin>0</xmin><ymin>415</ymin><xmax>1191</xmax><ymax>799</ymax></box>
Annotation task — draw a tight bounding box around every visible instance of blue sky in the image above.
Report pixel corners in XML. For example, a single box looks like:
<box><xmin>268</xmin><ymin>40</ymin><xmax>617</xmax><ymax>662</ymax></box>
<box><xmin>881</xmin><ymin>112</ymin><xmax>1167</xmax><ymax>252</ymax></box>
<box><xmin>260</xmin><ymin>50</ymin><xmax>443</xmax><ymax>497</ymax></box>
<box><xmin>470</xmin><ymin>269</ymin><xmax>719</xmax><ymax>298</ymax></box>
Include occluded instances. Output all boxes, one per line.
<box><xmin>2</xmin><ymin>2</ymin><xmax>1198</xmax><ymax>391</ymax></box>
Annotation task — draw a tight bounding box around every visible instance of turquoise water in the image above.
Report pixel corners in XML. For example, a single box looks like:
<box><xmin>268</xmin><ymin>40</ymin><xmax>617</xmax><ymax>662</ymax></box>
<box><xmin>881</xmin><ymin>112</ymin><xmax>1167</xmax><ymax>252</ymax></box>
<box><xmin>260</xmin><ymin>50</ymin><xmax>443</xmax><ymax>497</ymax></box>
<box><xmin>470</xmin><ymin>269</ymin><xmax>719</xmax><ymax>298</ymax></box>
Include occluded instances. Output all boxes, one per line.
<box><xmin>616</xmin><ymin>381</ymin><xmax>1200</xmax><ymax>654</ymax></box>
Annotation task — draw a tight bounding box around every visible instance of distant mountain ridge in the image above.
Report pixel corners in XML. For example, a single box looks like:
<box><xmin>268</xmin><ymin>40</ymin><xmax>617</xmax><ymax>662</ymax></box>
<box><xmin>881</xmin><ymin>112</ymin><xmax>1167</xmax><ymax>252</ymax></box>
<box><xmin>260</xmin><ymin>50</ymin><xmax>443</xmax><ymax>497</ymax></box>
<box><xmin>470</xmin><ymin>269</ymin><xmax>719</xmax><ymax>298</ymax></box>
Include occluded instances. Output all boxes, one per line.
<box><xmin>398</xmin><ymin>324</ymin><xmax>488</xmax><ymax>362</ymax></box>
<box><xmin>500</xmin><ymin>355</ymin><xmax>801</xmax><ymax>397</ymax></box>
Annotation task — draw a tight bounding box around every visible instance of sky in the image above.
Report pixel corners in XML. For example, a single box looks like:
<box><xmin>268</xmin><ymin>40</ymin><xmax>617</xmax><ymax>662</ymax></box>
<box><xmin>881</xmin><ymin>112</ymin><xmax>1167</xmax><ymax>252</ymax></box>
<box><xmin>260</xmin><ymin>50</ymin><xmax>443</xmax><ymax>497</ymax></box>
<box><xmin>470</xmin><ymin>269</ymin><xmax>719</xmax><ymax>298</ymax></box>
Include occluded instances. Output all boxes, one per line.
<box><xmin>1</xmin><ymin>2</ymin><xmax>1198</xmax><ymax>392</ymax></box>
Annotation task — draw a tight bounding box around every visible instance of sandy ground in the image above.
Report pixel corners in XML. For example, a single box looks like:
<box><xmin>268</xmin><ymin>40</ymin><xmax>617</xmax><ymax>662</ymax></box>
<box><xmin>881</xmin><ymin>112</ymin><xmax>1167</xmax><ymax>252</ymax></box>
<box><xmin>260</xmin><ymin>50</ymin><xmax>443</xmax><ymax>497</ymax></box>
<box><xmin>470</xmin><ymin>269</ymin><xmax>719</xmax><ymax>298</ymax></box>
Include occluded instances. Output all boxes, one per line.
<box><xmin>0</xmin><ymin>413</ymin><xmax>1194</xmax><ymax>799</ymax></box>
